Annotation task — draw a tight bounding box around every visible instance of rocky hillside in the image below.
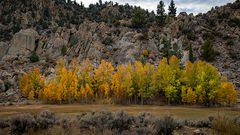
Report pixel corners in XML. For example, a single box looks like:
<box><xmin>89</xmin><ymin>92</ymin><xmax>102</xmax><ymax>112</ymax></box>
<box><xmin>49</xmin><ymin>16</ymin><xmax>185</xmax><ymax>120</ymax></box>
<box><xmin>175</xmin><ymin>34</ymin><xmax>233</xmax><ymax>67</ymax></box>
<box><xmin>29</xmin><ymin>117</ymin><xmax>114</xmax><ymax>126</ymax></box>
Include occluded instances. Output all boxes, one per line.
<box><xmin>0</xmin><ymin>0</ymin><xmax>239</xmax><ymax>102</ymax></box>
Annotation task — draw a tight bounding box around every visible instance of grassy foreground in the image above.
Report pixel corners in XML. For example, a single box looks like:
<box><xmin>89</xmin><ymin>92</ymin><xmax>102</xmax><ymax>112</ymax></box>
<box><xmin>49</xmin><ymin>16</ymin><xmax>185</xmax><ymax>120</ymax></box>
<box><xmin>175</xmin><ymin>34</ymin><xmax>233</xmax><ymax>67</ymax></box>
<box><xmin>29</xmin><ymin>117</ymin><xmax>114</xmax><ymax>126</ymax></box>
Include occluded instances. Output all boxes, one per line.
<box><xmin>0</xmin><ymin>104</ymin><xmax>239</xmax><ymax>120</ymax></box>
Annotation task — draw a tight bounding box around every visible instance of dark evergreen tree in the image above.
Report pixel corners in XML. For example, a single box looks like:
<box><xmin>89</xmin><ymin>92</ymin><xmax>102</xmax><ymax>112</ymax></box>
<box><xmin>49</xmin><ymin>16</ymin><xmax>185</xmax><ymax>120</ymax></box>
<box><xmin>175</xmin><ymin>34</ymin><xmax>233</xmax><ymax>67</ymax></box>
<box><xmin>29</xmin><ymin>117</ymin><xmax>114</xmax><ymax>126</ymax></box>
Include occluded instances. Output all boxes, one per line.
<box><xmin>168</xmin><ymin>0</ymin><xmax>177</xmax><ymax>17</ymax></box>
<box><xmin>173</xmin><ymin>43</ymin><xmax>182</xmax><ymax>59</ymax></box>
<box><xmin>189</xmin><ymin>44</ymin><xmax>194</xmax><ymax>62</ymax></box>
<box><xmin>157</xmin><ymin>0</ymin><xmax>166</xmax><ymax>26</ymax></box>
<box><xmin>201</xmin><ymin>40</ymin><xmax>216</xmax><ymax>62</ymax></box>
<box><xmin>161</xmin><ymin>38</ymin><xmax>172</xmax><ymax>60</ymax></box>
<box><xmin>99</xmin><ymin>0</ymin><xmax>102</xmax><ymax>6</ymax></box>
<box><xmin>131</xmin><ymin>8</ymin><xmax>147</xmax><ymax>28</ymax></box>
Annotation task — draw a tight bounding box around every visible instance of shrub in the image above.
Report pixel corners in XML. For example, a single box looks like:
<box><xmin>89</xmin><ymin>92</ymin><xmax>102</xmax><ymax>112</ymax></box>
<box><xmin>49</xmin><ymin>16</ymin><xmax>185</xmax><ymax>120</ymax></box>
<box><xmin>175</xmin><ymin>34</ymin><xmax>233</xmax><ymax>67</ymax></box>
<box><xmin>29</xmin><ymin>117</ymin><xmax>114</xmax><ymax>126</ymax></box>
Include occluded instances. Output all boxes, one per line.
<box><xmin>70</xmin><ymin>35</ymin><xmax>78</xmax><ymax>47</ymax></box>
<box><xmin>0</xmin><ymin>118</ymin><xmax>9</xmax><ymax>129</ymax></box>
<box><xmin>211</xmin><ymin>113</ymin><xmax>240</xmax><ymax>135</ymax></box>
<box><xmin>134</xmin><ymin>127</ymin><xmax>153</xmax><ymax>135</ymax></box>
<box><xmin>217</xmin><ymin>12</ymin><xmax>230</xmax><ymax>19</ymax></box>
<box><xmin>202</xmin><ymin>32</ymin><xmax>215</xmax><ymax>41</ymax></box>
<box><xmin>30</xmin><ymin>51</ymin><xmax>39</xmax><ymax>63</ymax></box>
<box><xmin>35</xmin><ymin>110</ymin><xmax>56</xmax><ymax>129</ymax></box>
<box><xmin>61</xmin><ymin>45</ymin><xmax>67</xmax><ymax>55</ymax></box>
<box><xmin>143</xmin><ymin>49</ymin><xmax>149</xmax><ymax>57</ymax></box>
<box><xmin>79</xmin><ymin>110</ymin><xmax>114</xmax><ymax>132</ymax></box>
<box><xmin>187</xmin><ymin>32</ymin><xmax>197</xmax><ymax>41</ymax></box>
<box><xmin>184</xmin><ymin>119</ymin><xmax>210</xmax><ymax>128</ymax></box>
<box><xmin>76</xmin><ymin>112</ymin><xmax>87</xmax><ymax>120</ymax></box>
<box><xmin>135</xmin><ymin>112</ymin><xmax>156</xmax><ymax>128</ymax></box>
<box><xmin>102</xmin><ymin>37</ymin><xmax>113</xmax><ymax>45</ymax></box>
<box><xmin>229</xmin><ymin>50</ymin><xmax>238</xmax><ymax>59</ymax></box>
<box><xmin>138</xmin><ymin>33</ymin><xmax>149</xmax><ymax>41</ymax></box>
<box><xmin>227</xmin><ymin>40</ymin><xmax>234</xmax><ymax>46</ymax></box>
<box><xmin>45</xmin><ymin>55</ymin><xmax>50</xmax><ymax>63</ymax></box>
<box><xmin>110</xmin><ymin>110</ymin><xmax>134</xmax><ymax>133</ymax></box>
<box><xmin>154</xmin><ymin>115</ymin><xmax>178</xmax><ymax>135</ymax></box>
<box><xmin>234</xmin><ymin>115</ymin><xmax>240</xmax><ymax>126</ymax></box>
<box><xmin>9</xmin><ymin>114</ymin><xmax>36</xmax><ymax>135</ymax></box>
<box><xmin>112</xmin><ymin>19</ymin><xmax>120</xmax><ymax>27</ymax></box>
<box><xmin>228</xmin><ymin>18</ymin><xmax>240</xmax><ymax>27</ymax></box>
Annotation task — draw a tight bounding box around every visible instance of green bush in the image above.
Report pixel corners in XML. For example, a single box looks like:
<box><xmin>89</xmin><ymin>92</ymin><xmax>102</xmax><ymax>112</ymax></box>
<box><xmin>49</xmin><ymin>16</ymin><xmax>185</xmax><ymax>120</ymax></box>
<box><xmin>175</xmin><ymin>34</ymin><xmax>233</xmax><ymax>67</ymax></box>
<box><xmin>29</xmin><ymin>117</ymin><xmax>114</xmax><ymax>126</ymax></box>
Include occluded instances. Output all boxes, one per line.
<box><xmin>229</xmin><ymin>50</ymin><xmax>238</xmax><ymax>59</ymax></box>
<box><xmin>30</xmin><ymin>51</ymin><xmax>39</xmax><ymax>63</ymax></box>
<box><xmin>217</xmin><ymin>12</ymin><xmax>230</xmax><ymax>19</ymax></box>
<box><xmin>70</xmin><ymin>35</ymin><xmax>78</xmax><ymax>47</ymax></box>
<box><xmin>228</xmin><ymin>18</ymin><xmax>240</xmax><ymax>27</ymax></box>
<box><xmin>201</xmin><ymin>40</ymin><xmax>216</xmax><ymax>62</ymax></box>
<box><xmin>102</xmin><ymin>37</ymin><xmax>113</xmax><ymax>45</ymax></box>
<box><xmin>227</xmin><ymin>40</ymin><xmax>234</xmax><ymax>46</ymax></box>
<box><xmin>61</xmin><ymin>45</ymin><xmax>67</xmax><ymax>55</ymax></box>
<box><xmin>202</xmin><ymin>32</ymin><xmax>215</xmax><ymax>40</ymax></box>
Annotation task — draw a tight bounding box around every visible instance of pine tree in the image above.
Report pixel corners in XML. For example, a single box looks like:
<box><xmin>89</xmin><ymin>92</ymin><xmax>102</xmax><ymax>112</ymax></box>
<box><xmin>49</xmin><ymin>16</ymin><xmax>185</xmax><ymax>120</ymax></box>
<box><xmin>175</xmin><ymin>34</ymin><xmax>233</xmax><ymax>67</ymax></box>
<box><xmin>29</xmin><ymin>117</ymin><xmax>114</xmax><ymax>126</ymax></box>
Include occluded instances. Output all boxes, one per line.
<box><xmin>200</xmin><ymin>40</ymin><xmax>216</xmax><ymax>62</ymax></box>
<box><xmin>131</xmin><ymin>8</ymin><xmax>147</xmax><ymax>28</ymax></box>
<box><xmin>157</xmin><ymin>0</ymin><xmax>166</xmax><ymax>26</ymax></box>
<box><xmin>99</xmin><ymin>0</ymin><xmax>102</xmax><ymax>6</ymax></box>
<box><xmin>168</xmin><ymin>0</ymin><xmax>177</xmax><ymax>17</ymax></box>
<box><xmin>189</xmin><ymin>44</ymin><xmax>194</xmax><ymax>62</ymax></box>
<box><xmin>173</xmin><ymin>43</ymin><xmax>182</xmax><ymax>59</ymax></box>
<box><xmin>161</xmin><ymin>38</ymin><xmax>172</xmax><ymax>60</ymax></box>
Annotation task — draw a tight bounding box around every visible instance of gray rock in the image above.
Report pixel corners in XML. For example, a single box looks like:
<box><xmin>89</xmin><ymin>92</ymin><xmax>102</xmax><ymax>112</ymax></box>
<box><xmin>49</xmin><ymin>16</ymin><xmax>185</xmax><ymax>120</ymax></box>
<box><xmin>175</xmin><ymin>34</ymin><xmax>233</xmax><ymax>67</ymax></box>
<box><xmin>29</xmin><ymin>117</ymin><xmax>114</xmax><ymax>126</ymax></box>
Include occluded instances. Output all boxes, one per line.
<box><xmin>8</xmin><ymin>29</ymin><xmax>39</xmax><ymax>55</ymax></box>
<box><xmin>0</xmin><ymin>79</ymin><xmax>5</xmax><ymax>93</ymax></box>
<box><xmin>0</xmin><ymin>42</ymin><xmax>9</xmax><ymax>60</ymax></box>
<box><xmin>193</xmin><ymin>129</ymin><xmax>201</xmax><ymax>135</ymax></box>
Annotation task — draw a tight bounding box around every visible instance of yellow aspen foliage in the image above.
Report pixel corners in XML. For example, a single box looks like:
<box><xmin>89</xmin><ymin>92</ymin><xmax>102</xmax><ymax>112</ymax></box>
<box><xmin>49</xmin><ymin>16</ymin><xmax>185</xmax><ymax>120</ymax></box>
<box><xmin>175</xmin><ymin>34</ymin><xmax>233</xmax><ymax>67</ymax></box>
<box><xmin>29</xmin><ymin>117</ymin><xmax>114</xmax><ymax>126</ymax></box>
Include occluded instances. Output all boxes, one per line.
<box><xmin>20</xmin><ymin>68</ymin><xmax>45</xmax><ymax>99</ymax></box>
<box><xmin>58</xmin><ymin>67</ymin><xmax>78</xmax><ymax>102</ymax></box>
<box><xmin>79</xmin><ymin>58</ymin><xmax>94</xmax><ymax>88</ymax></box>
<box><xmin>70</xmin><ymin>58</ymin><xmax>80</xmax><ymax>74</ymax></box>
<box><xmin>43</xmin><ymin>80</ymin><xmax>58</xmax><ymax>101</ymax></box>
<box><xmin>195</xmin><ymin>61</ymin><xmax>221</xmax><ymax>105</ymax></box>
<box><xmin>79</xmin><ymin>85</ymin><xmax>86</xmax><ymax>100</ymax></box>
<box><xmin>20</xmin><ymin>74</ymin><xmax>29</xmax><ymax>96</ymax></box>
<box><xmin>133</xmin><ymin>61</ymin><xmax>146</xmax><ymax>104</ymax></box>
<box><xmin>153</xmin><ymin>56</ymin><xmax>181</xmax><ymax>103</ymax></box>
<box><xmin>111</xmin><ymin>73</ymin><xmax>121</xmax><ymax>102</ymax></box>
<box><xmin>181</xmin><ymin>86</ymin><xmax>187</xmax><ymax>103</ymax></box>
<box><xmin>217</xmin><ymin>82</ymin><xmax>238</xmax><ymax>105</ymax></box>
<box><xmin>20</xmin><ymin>58</ymin><xmax>237</xmax><ymax>106</ymax></box>
<box><xmin>143</xmin><ymin>63</ymin><xmax>155</xmax><ymax>98</ymax></box>
<box><xmin>183</xmin><ymin>61</ymin><xmax>198</xmax><ymax>88</ymax></box>
<box><xmin>168</xmin><ymin>55</ymin><xmax>182</xmax><ymax>101</ymax></box>
<box><xmin>186</xmin><ymin>88</ymin><xmax>196</xmax><ymax>104</ymax></box>
<box><xmin>94</xmin><ymin>60</ymin><xmax>113</xmax><ymax>98</ymax></box>
<box><xmin>28</xmin><ymin>91</ymin><xmax>35</xmax><ymax>100</ymax></box>
<box><xmin>124</xmin><ymin>64</ymin><xmax>134</xmax><ymax>97</ymax></box>
<box><xmin>85</xmin><ymin>83</ymin><xmax>94</xmax><ymax>99</ymax></box>
<box><xmin>55</xmin><ymin>59</ymin><xmax>65</xmax><ymax>81</ymax></box>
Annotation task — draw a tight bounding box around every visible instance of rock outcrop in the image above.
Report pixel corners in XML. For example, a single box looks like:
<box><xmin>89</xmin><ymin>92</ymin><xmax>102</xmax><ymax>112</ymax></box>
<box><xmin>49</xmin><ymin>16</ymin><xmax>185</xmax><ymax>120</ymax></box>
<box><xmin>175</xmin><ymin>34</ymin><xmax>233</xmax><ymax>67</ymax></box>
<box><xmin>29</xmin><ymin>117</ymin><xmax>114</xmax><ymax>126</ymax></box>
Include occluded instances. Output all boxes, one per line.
<box><xmin>8</xmin><ymin>29</ymin><xmax>39</xmax><ymax>55</ymax></box>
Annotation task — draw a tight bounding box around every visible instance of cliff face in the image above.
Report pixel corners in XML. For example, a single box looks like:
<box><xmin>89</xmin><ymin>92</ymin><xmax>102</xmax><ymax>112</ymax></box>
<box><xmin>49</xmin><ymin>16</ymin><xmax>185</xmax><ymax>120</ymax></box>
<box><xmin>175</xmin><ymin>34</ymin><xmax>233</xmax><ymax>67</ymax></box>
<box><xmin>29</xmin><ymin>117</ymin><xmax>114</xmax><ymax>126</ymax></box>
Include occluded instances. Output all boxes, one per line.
<box><xmin>0</xmin><ymin>0</ymin><xmax>239</xmax><ymax>102</ymax></box>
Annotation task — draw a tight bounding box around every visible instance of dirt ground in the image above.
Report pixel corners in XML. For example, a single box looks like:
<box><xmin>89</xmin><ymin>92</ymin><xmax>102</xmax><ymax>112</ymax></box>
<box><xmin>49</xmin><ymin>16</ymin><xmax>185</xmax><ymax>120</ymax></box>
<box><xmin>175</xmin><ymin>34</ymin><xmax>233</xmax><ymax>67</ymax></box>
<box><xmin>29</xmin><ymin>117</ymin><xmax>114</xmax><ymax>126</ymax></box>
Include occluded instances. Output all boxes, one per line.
<box><xmin>1</xmin><ymin>103</ymin><xmax>240</xmax><ymax>120</ymax></box>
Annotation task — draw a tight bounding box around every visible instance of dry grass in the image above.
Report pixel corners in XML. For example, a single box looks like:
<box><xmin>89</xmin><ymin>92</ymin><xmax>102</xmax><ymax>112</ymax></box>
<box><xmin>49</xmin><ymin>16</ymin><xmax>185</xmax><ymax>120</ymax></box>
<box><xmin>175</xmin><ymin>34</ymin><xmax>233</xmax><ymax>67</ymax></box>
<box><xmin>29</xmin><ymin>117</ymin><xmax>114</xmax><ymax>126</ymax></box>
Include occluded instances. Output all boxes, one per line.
<box><xmin>0</xmin><ymin>104</ymin><xmax>240</xmax><ymax>120</ymax></box>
